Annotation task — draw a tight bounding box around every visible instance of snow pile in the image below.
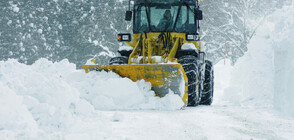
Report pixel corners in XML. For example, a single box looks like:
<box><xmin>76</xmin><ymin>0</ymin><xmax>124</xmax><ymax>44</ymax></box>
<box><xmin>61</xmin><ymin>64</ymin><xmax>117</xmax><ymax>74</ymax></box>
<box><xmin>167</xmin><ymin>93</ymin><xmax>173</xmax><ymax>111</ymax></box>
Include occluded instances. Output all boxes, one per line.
<box><xmin>0</xmin><ymin>59</ymin><xmax>183</xmax><ymax>139</ymax></box>
<box><xmin>118</xmin><ymin>45</ymin><xmax>133</xmax><ymax>51</ymax></box>
<box><xmin>67</xmin><ymin>70</ymin><xmax>183</xmax><ymax>110</ymax></box>
<box><xmin>213</xmin><ymin>60</ymin><xmax>233</xmax><ymax>105</ymax></box>
<box><xmin>223</xmin><ymin>4</ymin><xmax>294</xmax><ymax>116</ymax></box>
<box><xmin>223</xmin><ymin>26</ymin><xmax>274</xmax><ymax>108</ymax></box>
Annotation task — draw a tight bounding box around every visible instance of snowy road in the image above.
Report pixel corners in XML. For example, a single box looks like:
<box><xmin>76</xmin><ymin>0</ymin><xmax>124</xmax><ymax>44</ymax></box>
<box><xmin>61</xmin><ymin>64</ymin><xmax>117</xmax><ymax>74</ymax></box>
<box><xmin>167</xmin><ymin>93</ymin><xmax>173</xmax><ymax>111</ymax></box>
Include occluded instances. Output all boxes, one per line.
<box><xmin>64</xmin><ymin>104</ymin><xmax>294</xmax><ymax>140</ymax></box>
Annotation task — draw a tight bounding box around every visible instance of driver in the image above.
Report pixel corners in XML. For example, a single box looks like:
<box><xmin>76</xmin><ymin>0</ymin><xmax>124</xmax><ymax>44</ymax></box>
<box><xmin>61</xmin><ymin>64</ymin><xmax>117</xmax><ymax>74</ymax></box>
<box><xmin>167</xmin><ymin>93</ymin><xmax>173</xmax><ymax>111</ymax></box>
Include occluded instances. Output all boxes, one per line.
<box><xmin>157</xmin><ymin>10</ymin><xmax>173</xmax><ymax>31</ymax></box>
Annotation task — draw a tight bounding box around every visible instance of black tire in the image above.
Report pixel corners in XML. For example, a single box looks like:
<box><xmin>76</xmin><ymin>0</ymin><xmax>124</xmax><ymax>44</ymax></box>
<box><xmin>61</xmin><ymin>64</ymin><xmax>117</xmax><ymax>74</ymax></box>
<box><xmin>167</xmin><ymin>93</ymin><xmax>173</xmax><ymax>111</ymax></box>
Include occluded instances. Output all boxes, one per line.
<box><xmin>109</xmin><ymin>56</ymin><xmax>128</xmax><ymax>65</ymax></box>
<box><xmin>178</xmin><ymin>55</ymin><xmax>200</xmax><ymax>106</ymax></box>
<box><xmin>200</xmin><ymin>60</ymin><xmax>214</xmax><ymax>105</ymax></box>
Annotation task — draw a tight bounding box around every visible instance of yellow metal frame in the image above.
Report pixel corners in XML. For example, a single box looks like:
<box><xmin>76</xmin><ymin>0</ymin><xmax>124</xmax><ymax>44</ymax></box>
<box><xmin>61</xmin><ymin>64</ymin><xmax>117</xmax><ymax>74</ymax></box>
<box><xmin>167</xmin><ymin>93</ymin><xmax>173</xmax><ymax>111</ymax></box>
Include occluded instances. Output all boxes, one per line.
<box><xmin>126</xmin><ymin>32</ymin><xmax>201</xmax><ymax>64</ymax></box>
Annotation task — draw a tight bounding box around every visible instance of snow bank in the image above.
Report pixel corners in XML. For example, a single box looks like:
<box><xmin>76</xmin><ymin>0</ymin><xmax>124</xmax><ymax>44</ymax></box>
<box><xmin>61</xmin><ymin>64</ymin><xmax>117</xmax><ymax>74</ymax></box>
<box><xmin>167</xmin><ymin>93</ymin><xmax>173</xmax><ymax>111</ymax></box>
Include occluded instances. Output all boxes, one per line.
<box><xmin>118</xmin><ymin>45</ymin><xmax>133</xmax><ymax>51</ymax></box>
<box><xmin>270</xmin><ymin>4</ymin><xmax>294</xmax><ymax>116</ymax></box>
<box><xmin>223</xmin><ymin>4</ymin><xmax>294</xmax><ymax>116</ymax></box>
<box><xmin>213</xmin><ymin>59</ymin><xmax>233</xmax><ymax>105</ymax></box>
<box><xmin>0</xmin><ymin>58</ymin><xmax>183</xmax><ymax>139</ymax></box>
<box><xmin>223</xmin><ymin>25</ymin><xmax>274</xmax><ymax>108</ymax></box>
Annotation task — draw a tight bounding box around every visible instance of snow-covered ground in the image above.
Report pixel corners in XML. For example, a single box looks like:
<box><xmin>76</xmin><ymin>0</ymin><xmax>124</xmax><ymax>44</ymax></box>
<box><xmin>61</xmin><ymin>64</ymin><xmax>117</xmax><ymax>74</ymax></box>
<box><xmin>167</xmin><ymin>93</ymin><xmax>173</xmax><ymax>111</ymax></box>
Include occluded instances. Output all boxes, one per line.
<box><xmin>1</xmin><ymin>4</ymin><xmax>294</xmax><ymax>140</ymax></box>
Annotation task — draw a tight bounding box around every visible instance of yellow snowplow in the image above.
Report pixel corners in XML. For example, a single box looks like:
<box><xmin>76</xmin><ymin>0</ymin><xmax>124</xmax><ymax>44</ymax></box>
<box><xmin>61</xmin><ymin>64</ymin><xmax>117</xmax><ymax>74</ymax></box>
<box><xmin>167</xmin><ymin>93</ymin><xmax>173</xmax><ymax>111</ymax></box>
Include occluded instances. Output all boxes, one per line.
<box><xmin>83</xmin><ymin>64</ymin><xmax>188</xmax><ymax>104</ymax></box>
<box><xmin>83</xmin><ymin>0</ymin><xmax>214</xmax><ymax>107</ymax></box>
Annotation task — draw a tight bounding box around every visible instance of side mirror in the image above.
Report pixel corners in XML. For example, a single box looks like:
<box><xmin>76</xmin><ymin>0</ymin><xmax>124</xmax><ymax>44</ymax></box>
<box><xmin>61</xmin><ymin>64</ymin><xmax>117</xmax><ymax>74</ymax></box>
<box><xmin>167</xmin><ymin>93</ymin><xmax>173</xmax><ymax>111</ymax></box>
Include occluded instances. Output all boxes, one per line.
<box><xmin>195</xmin><ymin>9</ymin><xmax>203</xmax><ymax>20</ymax></box>
<box><xmin>125</xmin><ymin>11</ymin><xmax>132</xmax><ymax>21</ymax></box>
<box><xmin>199</xmin><ymin>52</ymin><xmax>206</xmax><ymax>64</ymax></box>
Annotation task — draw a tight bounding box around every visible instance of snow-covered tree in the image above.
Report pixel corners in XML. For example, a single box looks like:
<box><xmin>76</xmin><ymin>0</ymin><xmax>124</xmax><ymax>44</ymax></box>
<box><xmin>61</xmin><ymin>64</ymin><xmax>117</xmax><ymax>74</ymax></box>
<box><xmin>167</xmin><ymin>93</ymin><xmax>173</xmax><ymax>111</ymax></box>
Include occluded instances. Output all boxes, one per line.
<box><xmin>201</xmin><ymin>0</ymin><xmax>291</xmax><ymax>64</ymax></box>
<box><xmin>0</xmin><ymin>0</ymin><xmax>291</xmax><ymax>66</ymax></box>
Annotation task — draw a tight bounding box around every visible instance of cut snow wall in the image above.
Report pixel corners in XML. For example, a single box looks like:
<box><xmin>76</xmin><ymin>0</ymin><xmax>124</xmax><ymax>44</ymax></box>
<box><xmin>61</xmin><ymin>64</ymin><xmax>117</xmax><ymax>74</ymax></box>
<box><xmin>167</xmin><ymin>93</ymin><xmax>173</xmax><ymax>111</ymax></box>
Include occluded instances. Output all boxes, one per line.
<box><xmin>273</xmin><ymin>49</ymin><xmax>294</xmax><ymax>116</ymax></box>
<box><xmin>223</xmin><ymin>4</ymin><xmax>294</xmax><ymax>117</ymax></box>
<box><xmin>271</xmin><ymin>4</ymin><xmax>294</xmax><ymax>116</ymax></box>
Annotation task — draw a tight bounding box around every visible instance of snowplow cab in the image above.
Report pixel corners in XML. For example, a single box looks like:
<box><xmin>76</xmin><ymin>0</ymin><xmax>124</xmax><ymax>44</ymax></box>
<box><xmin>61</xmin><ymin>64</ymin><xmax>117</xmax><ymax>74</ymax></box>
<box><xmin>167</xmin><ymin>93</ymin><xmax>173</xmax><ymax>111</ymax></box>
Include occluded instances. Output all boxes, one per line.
<box><xmin>83</xmin><ymin>0</ymin><xmax>214</xmax><ymax>107</ymax></box>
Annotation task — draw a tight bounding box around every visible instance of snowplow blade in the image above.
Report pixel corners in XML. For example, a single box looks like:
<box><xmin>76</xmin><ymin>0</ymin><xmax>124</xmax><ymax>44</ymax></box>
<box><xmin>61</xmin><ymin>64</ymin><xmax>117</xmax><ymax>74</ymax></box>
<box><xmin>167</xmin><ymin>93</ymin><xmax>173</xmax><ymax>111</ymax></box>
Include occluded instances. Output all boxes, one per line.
<box><xmin>82</xmin><ymin>64</ymin><xmax>188</xmax><ymax>105</ymax></box>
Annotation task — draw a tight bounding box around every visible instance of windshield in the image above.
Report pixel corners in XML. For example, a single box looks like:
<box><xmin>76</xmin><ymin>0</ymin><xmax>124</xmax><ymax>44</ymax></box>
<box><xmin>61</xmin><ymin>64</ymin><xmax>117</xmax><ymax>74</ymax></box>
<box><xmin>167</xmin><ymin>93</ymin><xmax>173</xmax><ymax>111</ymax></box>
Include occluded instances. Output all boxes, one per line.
<box><xmin>134</xmin><ymin>4</ymin><xmax>196</xmax><ymax>33</ymax></box>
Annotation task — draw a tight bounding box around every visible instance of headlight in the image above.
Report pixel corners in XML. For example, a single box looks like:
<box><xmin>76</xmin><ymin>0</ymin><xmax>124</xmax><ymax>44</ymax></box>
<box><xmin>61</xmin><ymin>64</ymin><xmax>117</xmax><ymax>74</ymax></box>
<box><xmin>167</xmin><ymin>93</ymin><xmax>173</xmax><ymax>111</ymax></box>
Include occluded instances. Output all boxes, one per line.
<box><xmin>186</xmin><ymin>33</ymin><xmax>199</xmax><ymax>41</ymax></box>
<box><xmin>118</xmin><ymin>33</ymin><xmax>132</xmax><ymax>42</ymax></box>
<box><xmin>122</xmin><ymin>35</ymin><xmax>129</xmax><ymax>40</ymax></box>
